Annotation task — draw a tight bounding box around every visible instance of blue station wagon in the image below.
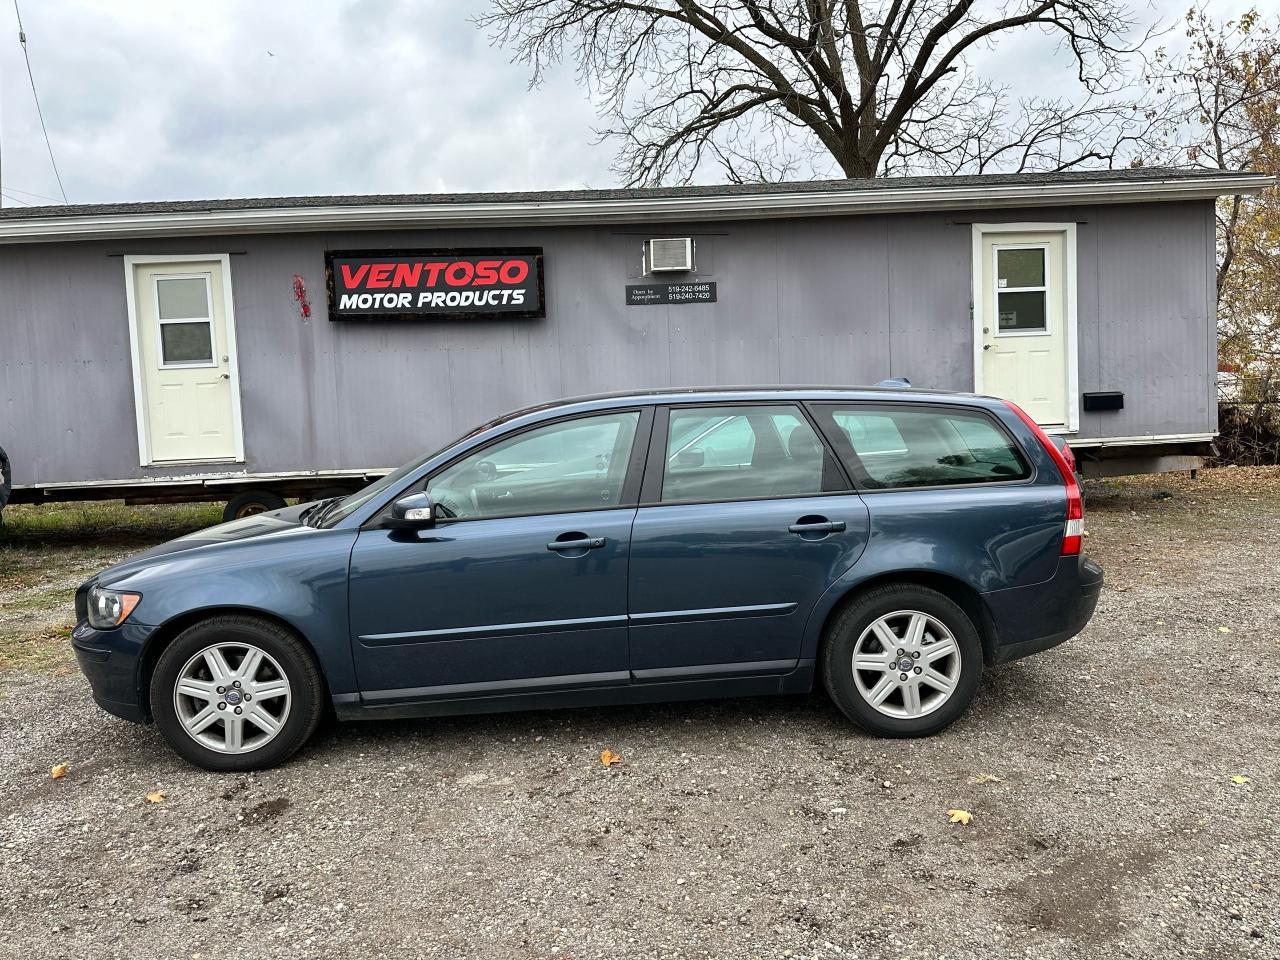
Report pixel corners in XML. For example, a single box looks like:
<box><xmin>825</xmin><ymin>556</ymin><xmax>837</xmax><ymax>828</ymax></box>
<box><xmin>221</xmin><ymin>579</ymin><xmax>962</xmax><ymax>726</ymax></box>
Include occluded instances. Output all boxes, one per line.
<box><xmin>72</xmin><ymin>387</ymin><xmax>1103</xmax><ymax>771</ymax></box>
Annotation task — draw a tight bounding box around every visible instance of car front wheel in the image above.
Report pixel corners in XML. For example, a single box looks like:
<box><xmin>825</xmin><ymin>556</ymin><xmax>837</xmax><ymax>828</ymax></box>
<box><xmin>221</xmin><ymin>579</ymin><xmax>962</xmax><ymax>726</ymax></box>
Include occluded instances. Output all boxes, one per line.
<box><xmin>822</xmin><ymin>584</ymin><xmax>982</xmax><ymax>737</ymax></box>
<box><xmin>150</xmin><ymin>615</ymin><xmax>325</xmax><ymax>771</ymax></box>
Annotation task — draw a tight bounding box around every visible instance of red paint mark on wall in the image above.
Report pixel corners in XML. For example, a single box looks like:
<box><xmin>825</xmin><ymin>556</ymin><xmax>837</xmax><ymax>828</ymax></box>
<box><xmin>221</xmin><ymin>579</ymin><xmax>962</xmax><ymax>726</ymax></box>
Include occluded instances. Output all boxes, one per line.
<box><xmin>292</xmin><ymin>274</ymin><xmax>312</xmax><ymax>319</ymax></box>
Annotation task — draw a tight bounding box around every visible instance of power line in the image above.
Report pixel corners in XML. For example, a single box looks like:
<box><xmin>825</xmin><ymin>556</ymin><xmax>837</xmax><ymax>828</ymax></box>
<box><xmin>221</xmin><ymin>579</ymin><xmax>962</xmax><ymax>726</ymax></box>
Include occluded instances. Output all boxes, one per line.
<box><xmin>2</xmin><ymin>182</ymin><xmax>60</xmax><ymax>202</ymax></box>
<box><xmin>13</xmin><ymin>0</ymin><xmax>67</xmax><ymax>203</ymax></box>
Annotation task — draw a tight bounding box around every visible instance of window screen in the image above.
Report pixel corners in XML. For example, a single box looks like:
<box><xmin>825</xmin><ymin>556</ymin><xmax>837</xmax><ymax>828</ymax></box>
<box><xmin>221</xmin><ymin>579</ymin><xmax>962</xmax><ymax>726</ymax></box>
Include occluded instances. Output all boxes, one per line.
<box><xmin>818</xmin><ymin>406</ymin><xmax>1029</xmax><ymax>489</ymax></box>
<box><xmin>661</xmin><ymin>405</ymin><xmax>831</xmax><ymax>503</ymax></box>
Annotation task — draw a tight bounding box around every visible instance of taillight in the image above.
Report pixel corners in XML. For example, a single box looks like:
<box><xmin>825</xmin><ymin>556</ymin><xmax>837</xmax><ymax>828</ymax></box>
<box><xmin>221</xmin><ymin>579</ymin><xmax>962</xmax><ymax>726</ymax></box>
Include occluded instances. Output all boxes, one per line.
<box><xmin>1003</xmin><ymin>401</ymin><xmax>1083</xmax><ymax>556</ymax></box>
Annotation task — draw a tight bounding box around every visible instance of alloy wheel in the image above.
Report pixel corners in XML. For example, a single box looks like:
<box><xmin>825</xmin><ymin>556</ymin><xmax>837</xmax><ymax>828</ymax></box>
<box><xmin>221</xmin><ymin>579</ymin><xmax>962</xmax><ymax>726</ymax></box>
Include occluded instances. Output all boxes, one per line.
<box><xmin>851</xmin><ymin>609</ymin><xmax>962</xmax><ymax>719</ymax></box>
<box><xmin>173</xmin><ymin>642</ymin><xmax>292</xmax><ymax>754</ymax></box>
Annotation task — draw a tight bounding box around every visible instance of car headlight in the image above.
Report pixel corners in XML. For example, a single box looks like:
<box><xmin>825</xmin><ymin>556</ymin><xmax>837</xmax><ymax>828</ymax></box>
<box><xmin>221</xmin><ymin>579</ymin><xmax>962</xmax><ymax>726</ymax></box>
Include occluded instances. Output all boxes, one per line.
<box><xmin>87</xmin><ymin>585</ymin><xmax>141</xmax><ymax>630</ymax></box>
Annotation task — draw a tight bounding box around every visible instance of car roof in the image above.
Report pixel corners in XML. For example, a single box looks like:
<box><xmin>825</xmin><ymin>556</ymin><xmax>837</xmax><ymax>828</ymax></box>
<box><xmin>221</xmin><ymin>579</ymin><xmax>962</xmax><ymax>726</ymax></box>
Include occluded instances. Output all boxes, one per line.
<box><xmin>476</xmin><ymin>384</ymin><xmax>997</xmax><ymax>430</ymax></box>
<box><xmin>543</xmin><ymin>383</ymin><xmax>973</xmax><ymax>408</ymax></box>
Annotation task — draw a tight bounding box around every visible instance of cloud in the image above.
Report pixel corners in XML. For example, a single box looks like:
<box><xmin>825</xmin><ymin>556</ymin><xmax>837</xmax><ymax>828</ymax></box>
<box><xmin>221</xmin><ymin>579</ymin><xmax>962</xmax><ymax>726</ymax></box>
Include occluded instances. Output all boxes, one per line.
<box><xmin>0</xmin><ymin>0</ymin><xmax>1269</xmax><ymax>206</ymax></box>
<box><xmin>0</xmin><ymin>0</ymin><xmax>613</xmax><ymax>204</ymax></box>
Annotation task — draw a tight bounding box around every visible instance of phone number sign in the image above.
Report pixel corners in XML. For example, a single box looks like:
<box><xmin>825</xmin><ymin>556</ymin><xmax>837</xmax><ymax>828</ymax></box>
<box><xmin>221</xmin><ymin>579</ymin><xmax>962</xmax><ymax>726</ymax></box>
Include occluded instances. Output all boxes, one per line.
<box><xmin>625</xmin><ymin>281</ymin><xmax>717</xmax><ymax>306</ymax></box>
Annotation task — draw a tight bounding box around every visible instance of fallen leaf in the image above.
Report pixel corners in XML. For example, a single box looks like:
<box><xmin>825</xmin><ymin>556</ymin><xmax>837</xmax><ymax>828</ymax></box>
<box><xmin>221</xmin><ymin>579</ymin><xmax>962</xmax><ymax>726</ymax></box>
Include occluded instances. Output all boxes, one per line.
<box><xmin>145</xmin><ymin>790</ymin><xmax>166</xmax><ymax>804</ymax></box>
<box><xmin>599</xmin><ymin>749</ymin><xmax>621</xmax><ymax>768</ymax></box>
<box><xmin>971</xmin><ymin>773</ymin><xmax>1002</xmax><ymax>784</ymax></box>
<box><xmin>947</xmin><ymin>809</ymin><xmax>973</xmax><ymax>825</ymax></box>
<box><xmin>1230</xmin><ymin>775</ymin><xmax>1252</xmax><ymax>786</ymax></box>
<box><xmin>1218</xmin><ymin>626</ymin><xmax>1232</xmax><ymax>634</ymax></box>
<box><xmin>50</xmin><ymin>763</ymin><xmax>69</xmax><ymax>780</ymax></box>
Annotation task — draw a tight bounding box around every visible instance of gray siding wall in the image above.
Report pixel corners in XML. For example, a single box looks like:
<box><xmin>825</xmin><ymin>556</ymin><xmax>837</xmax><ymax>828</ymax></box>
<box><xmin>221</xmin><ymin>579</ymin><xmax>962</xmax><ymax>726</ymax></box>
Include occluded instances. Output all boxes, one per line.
<box><xmin>0</xmin><ymin>200</ymin><xmax>1216</xmax><ymax>487</ymax></box>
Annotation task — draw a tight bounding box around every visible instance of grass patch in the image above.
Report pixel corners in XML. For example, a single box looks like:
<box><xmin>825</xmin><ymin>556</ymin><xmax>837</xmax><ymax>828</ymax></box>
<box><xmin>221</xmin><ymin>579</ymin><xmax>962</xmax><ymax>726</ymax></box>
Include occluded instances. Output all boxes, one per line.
<box><xmin>0</xmin><ymin>625</ymin><xmax>75</xmax><ymax>675</ymax></box>
<box><xmin>0</xmin><ymin>500</ymin><xmax>224</xmax><ymax>677</ymax></box>
<box><xmin>0</xmin><ymin>500</ymin><xmax>222</xmax><ymax>546</ymax></box>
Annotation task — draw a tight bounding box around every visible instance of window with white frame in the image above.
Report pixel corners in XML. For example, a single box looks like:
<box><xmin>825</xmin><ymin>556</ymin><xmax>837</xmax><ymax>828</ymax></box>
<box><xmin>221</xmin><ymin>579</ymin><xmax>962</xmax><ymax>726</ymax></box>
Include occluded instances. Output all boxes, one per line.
<box><xmin>994</xmin><ymin>246</ymin><xmax>1048</xmax><ymax>334</ymax></box>
<box><xmin>155</xmin><ymin>274</ymin><xmax>215</xmax><ymax>366</ymax></box>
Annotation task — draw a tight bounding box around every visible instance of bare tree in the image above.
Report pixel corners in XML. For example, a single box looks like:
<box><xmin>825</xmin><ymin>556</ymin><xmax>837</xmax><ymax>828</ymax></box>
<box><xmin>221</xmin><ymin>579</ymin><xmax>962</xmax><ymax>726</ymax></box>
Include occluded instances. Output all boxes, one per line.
<box><xmin>478</xmin><ymin>0</ymin><xmax>1164</xmax><ymax>184</ymax></box>
<box><xmin>1150</xmin><ymin>7</ymin><xmax>1280</xmax><ymax>378</ymax></box>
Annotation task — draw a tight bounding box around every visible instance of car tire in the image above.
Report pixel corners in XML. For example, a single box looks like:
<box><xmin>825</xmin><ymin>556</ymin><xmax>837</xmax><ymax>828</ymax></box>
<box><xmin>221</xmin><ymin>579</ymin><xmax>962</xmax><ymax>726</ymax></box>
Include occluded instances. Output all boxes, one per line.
<box><xmin>223</xmin><ymin>490</ymin><xmax>287</xmax><ymax>523</ymax></box>
<box><xmin>0</xmin><ymin>444</ymin><xmax>11</xmax><ymax>512</ymax></box>
<box><xmin>150</xmin><ymin>615</ymin><xmax>325</xmax><ymax>772</ymax></box>
<box><xmin>822</xmin><ymin>583</ymin><xmax>982</xmax><ymax>738</ymax></box>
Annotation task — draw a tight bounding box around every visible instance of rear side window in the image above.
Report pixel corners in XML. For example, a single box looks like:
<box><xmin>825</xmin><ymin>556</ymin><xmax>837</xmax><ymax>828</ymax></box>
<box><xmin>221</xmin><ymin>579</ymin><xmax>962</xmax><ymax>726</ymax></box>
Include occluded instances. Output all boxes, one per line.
<box><xmin>661</xmin><ymin>405</ymin><xmax>837</xmax><ymax>503</ymax></box>
<box><xmin>815</xmin><ymin>405</ymin><xmax>1030</xmax><ymax>489</ymax></box>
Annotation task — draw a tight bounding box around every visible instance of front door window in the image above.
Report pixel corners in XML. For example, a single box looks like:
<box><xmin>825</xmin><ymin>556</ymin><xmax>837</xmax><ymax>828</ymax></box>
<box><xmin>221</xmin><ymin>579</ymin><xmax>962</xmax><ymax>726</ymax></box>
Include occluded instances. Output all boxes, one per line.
<box><xmin>428</xmin><ymin>411</ymin><xmax>640</xmax><ymax>519</ymax></box>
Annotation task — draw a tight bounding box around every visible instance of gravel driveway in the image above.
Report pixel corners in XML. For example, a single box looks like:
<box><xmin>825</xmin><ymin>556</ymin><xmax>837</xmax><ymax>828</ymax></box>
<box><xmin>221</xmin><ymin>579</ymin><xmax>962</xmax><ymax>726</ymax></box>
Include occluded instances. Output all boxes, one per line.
<box><xmin>1</xmin><ymin>472</ymin><xmax>1277</xmax><ymax>960</ymax></box>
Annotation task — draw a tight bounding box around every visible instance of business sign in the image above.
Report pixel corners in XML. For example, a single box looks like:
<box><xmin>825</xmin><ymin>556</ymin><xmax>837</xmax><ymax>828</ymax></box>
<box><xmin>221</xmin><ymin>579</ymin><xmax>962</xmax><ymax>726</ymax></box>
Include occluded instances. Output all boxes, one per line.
<box><xmin>325</xmin><ymin>248</ymin><xmax>545</xmax><ymax>321</ymax></box>
<box><xmin>625</xmin><ymin>281</ymin><xmax>717</xmax><ymax>306</ymax></box>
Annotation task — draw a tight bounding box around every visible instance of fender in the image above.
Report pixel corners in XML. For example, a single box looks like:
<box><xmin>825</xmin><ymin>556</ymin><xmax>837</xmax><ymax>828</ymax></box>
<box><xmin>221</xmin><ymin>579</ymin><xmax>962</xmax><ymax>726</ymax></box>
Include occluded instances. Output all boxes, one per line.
<box><xmin>107</xmin><ymin>528</ymin><xmax>360</xmax><ymax>695</ymax></box>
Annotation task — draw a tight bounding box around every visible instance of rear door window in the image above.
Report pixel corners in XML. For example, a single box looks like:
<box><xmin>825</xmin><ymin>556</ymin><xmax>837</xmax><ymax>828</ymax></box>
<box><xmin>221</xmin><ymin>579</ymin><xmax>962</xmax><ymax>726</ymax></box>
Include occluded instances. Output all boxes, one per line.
<box><xmin>660</xmin><ymin>404</ymin><xmax>840</xmax><ymax>503</ymax></box>
<box><xmin>814</xmin><ymin>405</ymin><xmax>1030</xmax><ymax>489</ymax></box>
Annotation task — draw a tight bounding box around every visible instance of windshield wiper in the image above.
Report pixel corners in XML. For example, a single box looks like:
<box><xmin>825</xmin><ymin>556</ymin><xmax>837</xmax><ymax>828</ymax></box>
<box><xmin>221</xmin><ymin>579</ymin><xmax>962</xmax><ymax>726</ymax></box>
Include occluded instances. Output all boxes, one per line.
<box><xmin>302</xmin><ymin>496</ymin><xmax>342</xmax><ymax>528</ymax></box>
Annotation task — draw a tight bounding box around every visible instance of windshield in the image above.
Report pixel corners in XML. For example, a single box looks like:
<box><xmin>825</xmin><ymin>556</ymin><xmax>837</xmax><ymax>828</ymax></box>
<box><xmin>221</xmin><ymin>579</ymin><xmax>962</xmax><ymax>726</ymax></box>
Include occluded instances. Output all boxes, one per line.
<box><xmin>317</xmin><ymin>422</ymin><xmax>491</xmax><ymax>528</ymax></box>
<box><xmin>315</xmin><ymin>456</ymin><xmax>432</xmax><ymax>528</ymax></box>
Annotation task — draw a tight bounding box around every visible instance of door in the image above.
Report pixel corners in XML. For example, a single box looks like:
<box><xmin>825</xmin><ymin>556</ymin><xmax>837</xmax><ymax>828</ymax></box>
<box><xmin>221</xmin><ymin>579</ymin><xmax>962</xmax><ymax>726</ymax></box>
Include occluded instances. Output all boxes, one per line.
<box><xmin>348</xmin><ymin>409</ymin><xmax>647</xmax><ymax>702</ymax></box>
<box><xmin>129</xmin><ymin>258</ymin><xmax>241</xmax><ymax>463</ymax></box>
<box><xmin>977</xmin><ymin>231</ymin><xmax>1072</xmax><ymax>429</ymax></box>
<box><xmin>627</xmin><ymin>404</ymin><xmax>869</xmax><ymax>679</ymax></box>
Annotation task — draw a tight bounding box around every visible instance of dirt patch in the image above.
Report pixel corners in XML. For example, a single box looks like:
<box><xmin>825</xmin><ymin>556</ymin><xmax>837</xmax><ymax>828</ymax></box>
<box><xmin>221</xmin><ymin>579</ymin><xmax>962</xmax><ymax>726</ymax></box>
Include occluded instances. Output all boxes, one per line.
<box><xmin>1016</xmin><ymin>843</ymin><xmax>1163</xmax><ymax>941</ymax></box>
<box><xmin>242</xmin><ymin>797</ymin><xmax>291</xmax><ymax>823</ymax></box>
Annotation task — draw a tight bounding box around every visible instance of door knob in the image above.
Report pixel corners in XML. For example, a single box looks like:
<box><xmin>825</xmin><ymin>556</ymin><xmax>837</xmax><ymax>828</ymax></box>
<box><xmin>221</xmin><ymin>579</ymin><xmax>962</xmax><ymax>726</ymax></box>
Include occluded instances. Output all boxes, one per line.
<box><xmin>982</xmin><ymin>344</ymin><xmax>992</xmax><ymax>351</ymax></box>
<box><xmin>219</xmin><ymin>372</ymin><xmax>231</xmax><ymax>379</ymax></box>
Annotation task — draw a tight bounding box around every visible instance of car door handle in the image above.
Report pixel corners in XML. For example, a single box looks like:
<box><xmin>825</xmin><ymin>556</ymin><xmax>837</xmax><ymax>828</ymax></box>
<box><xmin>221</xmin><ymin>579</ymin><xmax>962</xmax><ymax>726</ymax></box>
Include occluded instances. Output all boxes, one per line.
<box><xmin>547</xmin><ymin>536</ymin><xmax>606</xmax><ymax>552</ymax></box>
<box><xmin>788</xmin><ymin>520</ymin><xmax>845</xmax><ymax>534</ymax></box>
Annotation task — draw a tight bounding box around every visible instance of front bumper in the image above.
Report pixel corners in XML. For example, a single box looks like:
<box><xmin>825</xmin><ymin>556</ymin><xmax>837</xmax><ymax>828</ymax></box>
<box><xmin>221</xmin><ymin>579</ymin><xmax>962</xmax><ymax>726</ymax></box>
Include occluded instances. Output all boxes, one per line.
<box><xmin>70</xmin><ymin>620</ymin><xmax>153</xmax><ymax>723</ymax></box>
<box><xmin>983</xmin><ymin>554</ymin><xmax>1104</xmax><ymax>665</ymax></box>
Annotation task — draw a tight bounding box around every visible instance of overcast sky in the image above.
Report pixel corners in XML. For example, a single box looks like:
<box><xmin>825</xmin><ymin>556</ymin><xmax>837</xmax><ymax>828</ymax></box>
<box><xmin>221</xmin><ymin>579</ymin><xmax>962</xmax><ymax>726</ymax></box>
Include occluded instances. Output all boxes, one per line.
<box><xmin>0</xmin><ymin>0</ymin><xmax>1273</xmax><ymax>207</ymax></box>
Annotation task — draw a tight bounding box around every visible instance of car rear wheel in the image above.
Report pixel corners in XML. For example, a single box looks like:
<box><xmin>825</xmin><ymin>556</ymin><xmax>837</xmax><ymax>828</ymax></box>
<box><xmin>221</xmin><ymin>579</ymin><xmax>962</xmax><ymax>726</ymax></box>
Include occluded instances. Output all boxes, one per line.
<box><xmin>822</xmin><ymin>584</ymin><xmax>982</xmax><ymax>737</ymax></box>
<box><xmin>150</xmin><ymin>615</ymin><xmax>325</xmax><ymax>771</ymax></box>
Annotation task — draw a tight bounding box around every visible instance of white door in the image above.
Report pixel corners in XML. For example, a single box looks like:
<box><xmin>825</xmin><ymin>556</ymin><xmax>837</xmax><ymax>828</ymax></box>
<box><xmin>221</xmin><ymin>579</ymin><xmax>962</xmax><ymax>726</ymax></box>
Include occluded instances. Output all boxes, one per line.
<box><xmin>129</xmin><ymin>258</ymin><xmax>242</xmax><ymax>463</ymax></box>
<box><xmin>977</xmin><ymin>231</ymin><xmax>1071</xmax><ymax>429</ymax></box>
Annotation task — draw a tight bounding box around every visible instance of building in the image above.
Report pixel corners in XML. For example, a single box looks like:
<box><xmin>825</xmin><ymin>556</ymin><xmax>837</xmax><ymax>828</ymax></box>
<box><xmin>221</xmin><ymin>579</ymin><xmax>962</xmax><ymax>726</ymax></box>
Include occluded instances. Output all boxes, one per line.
<box><xmin>0</xmin><ymin>167</ymin><xmax>1271</xmax><ymax>519</ymax></box>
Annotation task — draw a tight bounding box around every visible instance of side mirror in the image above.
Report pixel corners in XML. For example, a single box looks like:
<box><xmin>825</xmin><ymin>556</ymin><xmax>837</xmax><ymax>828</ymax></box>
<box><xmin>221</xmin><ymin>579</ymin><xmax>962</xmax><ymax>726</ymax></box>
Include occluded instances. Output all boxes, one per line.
<box><xmin>675</xmin><ymin>448</ymin><xmax>705</xmax><ymax>469</ymax></box>
<box><xmin>386</xmin><ymin>492</ymin><xmax>436</xmax><ymax>529</ymax></box>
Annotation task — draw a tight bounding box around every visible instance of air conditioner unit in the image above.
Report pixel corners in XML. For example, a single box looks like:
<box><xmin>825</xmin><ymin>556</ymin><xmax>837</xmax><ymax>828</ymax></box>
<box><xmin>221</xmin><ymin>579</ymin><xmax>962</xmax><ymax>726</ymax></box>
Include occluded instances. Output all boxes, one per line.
<box><xmin>646</xmin><ymin>237</ymin><xmax>694</xmax><ymax>273</ymax></box>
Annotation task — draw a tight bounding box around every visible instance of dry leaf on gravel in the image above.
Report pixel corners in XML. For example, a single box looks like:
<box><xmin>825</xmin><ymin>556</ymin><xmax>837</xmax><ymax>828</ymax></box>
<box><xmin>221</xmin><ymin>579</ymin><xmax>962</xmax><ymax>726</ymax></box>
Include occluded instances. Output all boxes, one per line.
<box><xmin>145</xmin><ymin>790</ymin><xmax>166</xmax><ymax>803</ymax></box>
<box><xmin>599</xmin><ymin>749</ymin><xmax>621</xmax><ymax>767</ymax></box>
<box><xmin>50</xmin><ymin>763</ymin><xmax>68</xmax><ymax>779</ymax></box>
<box><xmin>1218</xmin><ymin>626</ymin><xmax>1232</xmax><ymax>634</ymax></box>
<box><xmin>1230</xmin><ymin>775</ymin><xmax>1252</xmax><ymax>786</ymax></box>
<box><xmin>971</xmin><ymin>773</ymin><xmax>1002</xmax><ymax>784</ymax></box>
<box><xmin>947</xmin><ymin>809</ymin><xmax>973</xmax><ymax>825</ymax></box>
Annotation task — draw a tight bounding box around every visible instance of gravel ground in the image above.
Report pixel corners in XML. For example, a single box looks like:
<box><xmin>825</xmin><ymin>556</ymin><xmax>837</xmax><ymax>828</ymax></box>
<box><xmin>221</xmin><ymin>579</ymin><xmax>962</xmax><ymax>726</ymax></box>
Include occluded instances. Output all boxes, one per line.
<box><xmin>1</xmin><ymin>472</ymin><xmax>1278</xmax><ymax>960</ymax></box>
